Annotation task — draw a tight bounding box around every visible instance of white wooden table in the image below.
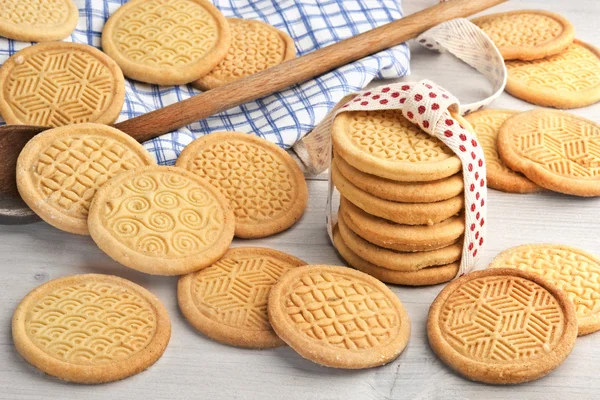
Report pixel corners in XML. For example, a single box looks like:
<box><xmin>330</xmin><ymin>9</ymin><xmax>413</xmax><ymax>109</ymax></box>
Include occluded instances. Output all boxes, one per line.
<box><xmin>3</xmin><ymin>0</ymin><xmax>600</xmax><ymax>398</ymax></box>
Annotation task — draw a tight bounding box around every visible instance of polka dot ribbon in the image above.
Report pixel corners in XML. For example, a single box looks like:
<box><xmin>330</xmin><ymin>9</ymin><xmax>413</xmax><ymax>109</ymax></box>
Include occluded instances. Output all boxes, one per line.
<box><xmin>327</xmin><ymin>79</ymin><xmax>487</xmax><ymax>278</ymax></box>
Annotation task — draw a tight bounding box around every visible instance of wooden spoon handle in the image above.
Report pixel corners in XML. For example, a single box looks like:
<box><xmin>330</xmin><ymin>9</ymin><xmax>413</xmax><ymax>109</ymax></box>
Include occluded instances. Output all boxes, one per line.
<box><xmin>114</xmin><ymin>0</ymin><xmax>506</xmax><ymax>142</ymax></box>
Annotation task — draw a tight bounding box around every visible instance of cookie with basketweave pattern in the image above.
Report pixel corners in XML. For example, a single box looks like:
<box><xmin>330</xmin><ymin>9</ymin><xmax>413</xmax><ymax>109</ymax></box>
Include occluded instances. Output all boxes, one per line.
<box><xmin>505</xmin><ymin>40</ymin><xmax>600</xmax><ymax>109</ymax></box>
<box><xmin>102</xmin><ymin>0</ymin><xmax>230</xmax><ymax>85</ymax></box>
<box><xmin>472</xmin><ymin>10</ymin><xmax>574</xmax><ymax>61</ymax></box>
<box><xmin>428</xmin><ymin>268</ymin><xmax>577</xmax><ymax>384</ymax></box>
<box><xmin>498</xmin><ymin>109</ymin><xmax>600</xmax><ymax>196</ymax></box>
<box><xmin>0</xmin><ymin>0</ymin><xmax>78</xmax><ymax>42</ymax></box>
<box><xmin>12</xmin><ymin>274</ymin><xmax>171</xmax><ymax>384</ymax></box>
<box><xmin>489</xmin><ymin>244</ymin><xmax>600</xmax><ymax>336</ymax></box>
<box><xmin>178</xmin><ymin>247</ymin><xmax>306</xmax><ymax>348</ymax></box>
<box><xmin>268</xmin><ymin>264</ymin><xmax>410</xmax><ymax>369</ymax></box>
<box><xmin>193</xmin><ymin>18</ymin><xmax>296</xmax><ymax>90</ymax></box>
<box><xmin>88</xmin><ymin>166</ymin><xmax>235</xmax><ymax>275</ymax></box>
<box><xmin>0</xmin><ymin>42</ymin><xmax>125</xmax><ymax>127</ymax></box>
<box><xmin>464</xmin><ymin>109</ymin><xmax>541</xmax><ymax>193</ymax></box>
<box><xmin>16</xmin><ymin>123</ymin><xmax>155</xmax><ymax>235</ymax></box>
<box><xmin>176</xmin><ymin>131</ymin><xmax>308</xmax><ymax>238</ymax></box>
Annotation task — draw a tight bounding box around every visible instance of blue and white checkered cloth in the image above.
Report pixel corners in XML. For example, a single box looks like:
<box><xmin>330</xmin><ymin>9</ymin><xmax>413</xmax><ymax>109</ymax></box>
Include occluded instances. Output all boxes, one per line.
<box><xmin>0</xmin><ymin>0</ymin><xmax>410</xmax><ymax>165</ymax></box>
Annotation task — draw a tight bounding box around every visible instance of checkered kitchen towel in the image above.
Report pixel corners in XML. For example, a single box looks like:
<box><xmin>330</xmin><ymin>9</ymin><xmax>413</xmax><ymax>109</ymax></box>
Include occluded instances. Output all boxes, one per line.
<box><xmin>0</xmin><ymin>0</ymin><xmax>410</xmax><ymax>165</ymax></box>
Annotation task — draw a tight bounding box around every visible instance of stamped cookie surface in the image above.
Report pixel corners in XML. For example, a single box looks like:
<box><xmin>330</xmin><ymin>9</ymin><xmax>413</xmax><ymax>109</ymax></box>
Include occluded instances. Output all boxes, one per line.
<box><xmin>268</xmin><ymin>264</ymin><xmax>410</xmax><ymax>368</ymax></box>
<box><xmin>12</xmin><ymin>274</ymin><xmax>171</xmax><ymax>384</ymax></box>
<box><xmin>0</xmin><ymin>0</ymin><xmax>78</xmax><ymax>41</ymax></box>
<box><xmin>465</xmin><ymin>109</ymin><xmax>541</xmax><ymax>193</ymax></box>
<box><xmin>102</xmin><ymin>0</ymin><xmax>230</xmax><ymax>85</ymax></box>
<box><xmin>178</xmin><ymin>247</ymin><xmax>306</xmax><ymax>348</ymax></box>
<box><xmin>428</xmin><ymin>268</ymin><xmax>577</xmax><ymax>384</ymax></box>
<box><xmin>498</xmin><ymin>109</ymin><xmax>600</xmax><ymax>196</ymax></box>
<box><xmin>505</xmin><ymin>40</ymin><xmax>600</xmax><ymax>109</ymax></box>
<box><xmin>88</xmin><ymin>166</ymin><xmax>235</xmax><ymax>275</ymax></box>
<box><xmin>193</xmin><ymin>18</ymin><xmax>296</xmax><ymax>90</ymax></box>
<box><xmin>176</xmin><ymin>132</ymin><xmax>308</xmax><ymax>238</ymax></box>
<box><xmin>490</xmin><ymin>244</ymin><xmax>600</xmax><ymax>336</ymax></box>
<box><xmin>16</xmin><ymin>124</ymin><xmax>155</xmax><ymax>235</ymax></box>
<box><xmin>0</xmin><ymin>42</ymin><xmax>125</xmax><ymax>127</ymax></box>
<box><xmin>472</xmin><ymin>10</ymin><xmax>574</xmax><ymax>60</ymax></box>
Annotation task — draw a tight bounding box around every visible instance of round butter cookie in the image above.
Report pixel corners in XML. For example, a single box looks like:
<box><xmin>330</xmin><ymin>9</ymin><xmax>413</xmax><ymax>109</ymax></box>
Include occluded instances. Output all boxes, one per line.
<box><xmin>0</xmin><ymin>0</ymin><xmax>78</xmax><ymax>42</ymax></box>
<box><xmin>16</xmin><ymin>124</ymin><xmax>155</xmax><ymax>235</ymax></box>
<box><xmin>331</xmin><ymin>109</ymin><xmax>461</xmax><ymax>181</ymax></box>
<box><xmin>102</xmin><ymin>0</ymin><xmax>230</xmax><ymax>85</ymax></box>
<box><xmin>338</xmin><ymin>214</ymin><xmax>462</xmax><ymax>271</ymax></box>
<box><xmin>268</xmin><ymin>264</ymin><xmax>410</xmax><ymax>369</ymax></box>
<box><xmin>193</xmin><ymin>18</ymin><xmax>296</xmax><ymax>90</ymax></box>
<box><xmin>428</xmin><ymin>268</ymin><xmax>577</xmax><ymax>384</ymax></box>
<box><xmin>12</xmin><ymin>274</ymin><xmax>171</xmax><ymax>384</ymax></box>
<box><xmin>333</xmin><ymin>152</ymin><xmax>464</xmax><ymax>202</ymax></box>
<box><xmin>489</xmin><ymin>244</ymin><xmax>600</xmax><ymax>336</ymax></box>
<box><xmin>176</xmin><ymin>131</ymin><xmax>308</xmax><ymax>238</ymax></box>
<box><xmin>339</xmin><ymin>197</ymin><xmax>464</xmax><ymax>252</ymax></box>
<box><xmin>0</xmin><ymin>42</ymin><xmax>125</xmax><ymax>126</ymax></box>
<box><xmin>178</xmin><ymin>247</ymin><xmax>306</xmax><ymax>348</ymax></box>
<box><xmin>332</xmin><ymin>225</ymin><xmax>458</xmax><ymax>286</ymax></box>
<box><xmin>472</xmin><ymin>10</ymin><xmax>574</xmax><ymax>61</ymax></box>
<box><xmin>498</xmin><ymin>109</ymin><xmax>600</xmax><ymax>196</ymax></box>
<box><xmin>88</xmin><ymin>166</ymin><xmax>235</xmax><ymax>275</ymax></box>
<box><xmin>505</xmin><ymin>40</ymin><xmax>600</xmax><ymax>109</ymax></box>
<box><xmin>464</xmin><ymin>109</ymin><xmax>541</xmax><ymax>193</ymax></box>
<box><xmin>332</xmin><ymin>161</ymin><xmax>463</xmax><ymax>225</ymax></box>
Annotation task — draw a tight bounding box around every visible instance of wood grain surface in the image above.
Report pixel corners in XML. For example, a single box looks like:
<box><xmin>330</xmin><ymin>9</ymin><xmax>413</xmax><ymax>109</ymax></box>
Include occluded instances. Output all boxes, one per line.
<box><xmin>2</xmin><ymin>0</ymin><xmax>600</xmax><ymax>399</ymax></box>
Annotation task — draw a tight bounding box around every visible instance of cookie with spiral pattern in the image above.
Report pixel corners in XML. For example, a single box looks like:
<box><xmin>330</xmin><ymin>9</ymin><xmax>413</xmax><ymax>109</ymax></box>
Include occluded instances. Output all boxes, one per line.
<box><xmin>16</xmin><ymin>124</ymin><xmax>155</xmax><ymax>235</ymax></box>
<box><xmin>102</xmin><ymin>0</ymin><xmax>230</xmax><ymax>85</ymax></box>
<box><xmin>489</xmin><ymin>244</ymin><xmax>600</xmax><ymax>336</ymax></box>
<box><xmin>472</xmin><ymin>10</ymin><xmax>574</xmax><ymax>61</ymax></box>
<box><xmin>268</xmin><ymin>264</ymin><xmax>410</xmax><ymax>369</ymax></box>
<box><xmin>427</xmin><ymin>268</ymin><xmax>577</xmax><ymax>384</ymax></box>
<box><xmin>176</xmin><ymin>131</ymin><xmax>308</xmax><ymax>238</ymax></box>
<box><xmin>12</xmin><ymin>274</ymin><xmax>171</xmax><ymax>384</ymax></box>
<box><xmin>498</xmin><ymin>109</ymin><xmax>600</xmax><ymax>196</ymax></box>
<box><xmin>0</xmin><ymin>42</ymin><xmax>125</xmax><ymax>126</ymax></box>
<box><xmin>464</xmin><ymin>109</ymin><xmax>541</xmax><ymax>193</ymax></box>
<box><xmin>178</xmin><ymin>247</ymin><xmax>306</xmax><ymax>348</ymax></box>
<box><xmin>193</xmin><ymin>18</ymin><xmax>296</xmax><ymax>90</ymax></box>
<box><xmin>0</xmin><ymin>0</ymin><xmax>78</xmax><ymax>41</ymax></box>
<box><xmin>88</xmin><ymin>166</ymin><xmax>235</xmax><ymax>275</ymax></box>
<box><xmin>505</xmin><ymin>40</ymin><xmax>600</xmax><ymax>109</ymax></box>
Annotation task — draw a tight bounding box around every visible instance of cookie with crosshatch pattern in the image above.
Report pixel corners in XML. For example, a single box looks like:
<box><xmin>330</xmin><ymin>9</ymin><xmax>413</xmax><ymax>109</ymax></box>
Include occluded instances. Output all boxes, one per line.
<box><xmin>178</xmin><ymin>247</ymin><xmax>306</xmax><ymax>348</ymax></box>
<box><xmin>428</xmin><ymin>268</ymin><xmax>577</xmax><ymax>384</ymax></box>
<box><xmin>0</xmin><ymin>42</ymin><xmax>125</xmax><ymax>127</ymax></box>
<box><xmin>102</xmin><ymin>0</ymin><xmax>230</xmax><ymax>85</ymax></box>
<box><xmin>16</xmin><ymin>124</ymin><xmax>155</xmax><ymax>235</ymax></box>
<box><xmin>12</xmin><ymin>274</ymin><xmax>171</xmax><ymax>384</ymax></box>
<box><xmin>268</xmin><ymin>264</ymin><xmax>410</xmax><ymax>369</ymax></box>
<box><xmin>176</xmin><ymin>131</ymin><xmax>308</xmax><ymax>238</ymax></box>
<box><xmin>0</xmin><ymin>0</ymin><xmax>78</xmax><ymax>42</ymax></box>
<box><xmin>88</xmin><ymin>166</ymin><xmax>235</xmax><ymax>275</ymax></box>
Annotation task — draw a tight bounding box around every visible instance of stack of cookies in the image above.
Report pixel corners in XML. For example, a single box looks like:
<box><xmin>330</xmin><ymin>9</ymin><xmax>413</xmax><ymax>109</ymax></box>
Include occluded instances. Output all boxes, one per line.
<box><xmin>330</xmin><ymin>108</ymin><xmax>469</xmax><ymax>286</ymax></box>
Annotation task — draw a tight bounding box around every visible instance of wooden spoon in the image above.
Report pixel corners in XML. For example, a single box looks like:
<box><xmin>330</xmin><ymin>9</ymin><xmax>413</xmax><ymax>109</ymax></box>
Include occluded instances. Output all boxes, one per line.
<box><xmin>0</xmin><ymin>0</ymin><xmax>506</xmax><ymax>224</ymax></box>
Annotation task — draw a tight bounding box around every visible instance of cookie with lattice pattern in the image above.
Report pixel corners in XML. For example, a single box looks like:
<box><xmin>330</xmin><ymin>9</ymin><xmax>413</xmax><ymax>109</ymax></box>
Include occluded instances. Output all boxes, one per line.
<box><xmin>472</xmin><ymin>10</ymin><xmax>574</xmax><ymax>61</ymax></box>
<box><xmin>12</xmin><ymin>274</ymin><xmax>171</xmax><ymax>384</ymax></box>
<box><xmin>0</xmin><ymin>42</ymin><xmax>125</xmax><ymax>127</ymax></box>
<box><xmin>178</xmin><ymin>247</ymin><xmax>306</xmax><ymax>348</ymax></box>
<box><xmin>176</xmin><ymin>131</ymin><xmax>308</xmax><ymax>238</ymax></box>
<box><xmin>102</xmin><ymin>0</ymin><xmax>230</xmax><ymax>85</ymax></box>
<box><xmin>490</xmin><ymin>243</ymin><xmax>600</xmax><ymax>336</ymax></box>
<box><xmin>268</xmin><ymin>263</ymin><xmax>410</xmax><ymax>369</ymax></box>
<box><xmin>16</xmin><ymin>123</ymin><xmax>155</xmax><ymax>235</ymax></box>
<box><xmin>193</xmin><ymin>18</ymin><xmax>296</xmax><ymax>90</ymax></box>
<box><xmin>498</xmin><ymin>109</ymin><xmax>600</xmax><ymax>196</ymax></box>
<box><xmin>0</xmin><ymin>0</ymin><xmax>78</xmax><ymax>42</ymax></box>
<box><xmin>428</xmin><ymin>268</ymin><xmax>577</xmax><ymax>384</ymax></box>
